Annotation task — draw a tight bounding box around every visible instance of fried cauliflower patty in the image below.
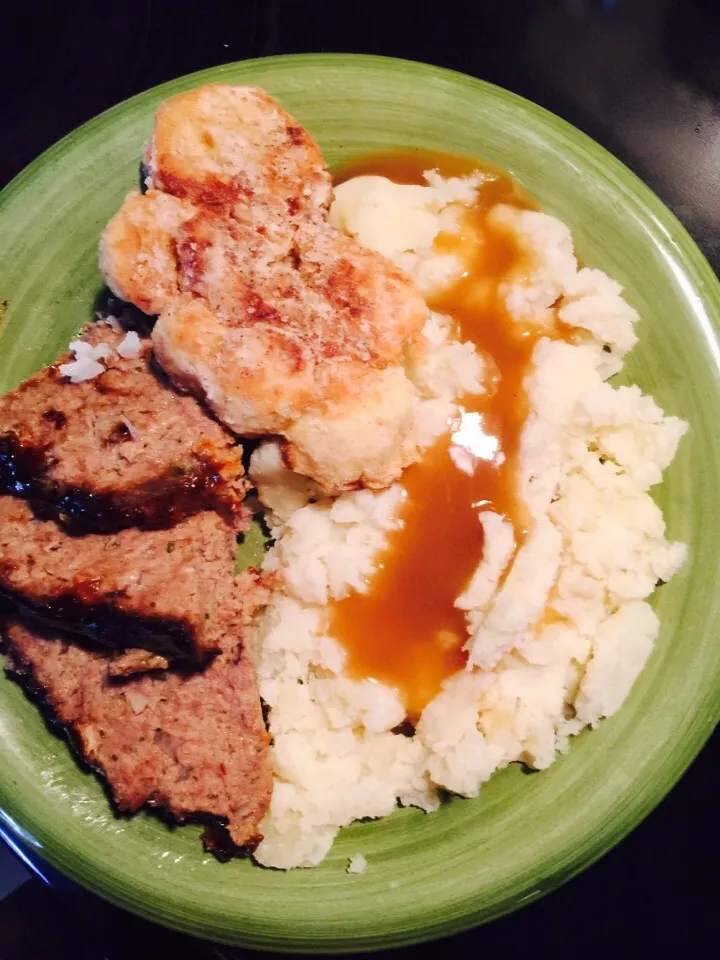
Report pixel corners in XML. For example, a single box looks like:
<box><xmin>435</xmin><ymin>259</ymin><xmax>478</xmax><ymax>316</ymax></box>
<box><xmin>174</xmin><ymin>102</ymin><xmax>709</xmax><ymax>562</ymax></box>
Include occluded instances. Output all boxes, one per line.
<box><xmin>101</xmin><ymin>84</ymin><xmax>427</xmax><ymax>491</ymax></box>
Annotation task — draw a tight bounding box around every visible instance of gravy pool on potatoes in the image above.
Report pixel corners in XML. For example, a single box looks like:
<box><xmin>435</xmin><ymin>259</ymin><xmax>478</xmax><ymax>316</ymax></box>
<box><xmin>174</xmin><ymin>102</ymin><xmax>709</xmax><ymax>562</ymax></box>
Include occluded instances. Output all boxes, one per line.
<box><xmin>329</xmin><ymin>151</ymin><xmax>548</xmax><ymax>719</ymax></box>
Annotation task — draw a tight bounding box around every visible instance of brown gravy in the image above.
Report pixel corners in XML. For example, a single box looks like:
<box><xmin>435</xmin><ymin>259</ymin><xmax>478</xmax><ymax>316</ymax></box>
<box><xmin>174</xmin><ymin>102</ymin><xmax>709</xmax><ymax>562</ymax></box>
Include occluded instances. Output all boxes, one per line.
<box><xmin>329</xmin><ymin>151</ymin><xmax>540</xmax><ymax>719</ymax></box>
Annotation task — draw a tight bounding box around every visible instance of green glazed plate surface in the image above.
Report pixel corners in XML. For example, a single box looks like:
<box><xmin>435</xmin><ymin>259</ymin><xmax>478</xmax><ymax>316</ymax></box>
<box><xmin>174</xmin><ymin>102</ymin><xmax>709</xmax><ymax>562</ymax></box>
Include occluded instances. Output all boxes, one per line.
<box><xmin>0</xmin><ymin>55</ymin><xmax>718</xmax><ymax>952</ymax></box>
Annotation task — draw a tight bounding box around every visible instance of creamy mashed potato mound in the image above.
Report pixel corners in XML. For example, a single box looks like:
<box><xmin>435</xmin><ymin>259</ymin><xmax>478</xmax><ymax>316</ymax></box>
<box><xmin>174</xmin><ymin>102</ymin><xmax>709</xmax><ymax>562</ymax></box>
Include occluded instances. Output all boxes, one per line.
<box><xmin>250</xmin><ymin>172</ymin><xmax>687</xmax><ymax>869</ymax></box>
<box><xmin>330</xmin><ymin>171</ymin><xmax>486</xmax><ymax>297</ymax></box>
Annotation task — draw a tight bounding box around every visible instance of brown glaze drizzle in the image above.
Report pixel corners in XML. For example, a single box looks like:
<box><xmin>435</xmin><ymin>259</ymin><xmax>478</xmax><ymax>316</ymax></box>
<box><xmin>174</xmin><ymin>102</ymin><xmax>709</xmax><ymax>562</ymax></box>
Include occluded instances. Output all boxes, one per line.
<box><xmin>0</xmin><ymin>582</ymin><xmax>201</xmax><ymax>663</ymax></box>
<box><xmin>0</xmin><ymin>432</ymin><xmax>242</xmax><ymax>535</ymax></box>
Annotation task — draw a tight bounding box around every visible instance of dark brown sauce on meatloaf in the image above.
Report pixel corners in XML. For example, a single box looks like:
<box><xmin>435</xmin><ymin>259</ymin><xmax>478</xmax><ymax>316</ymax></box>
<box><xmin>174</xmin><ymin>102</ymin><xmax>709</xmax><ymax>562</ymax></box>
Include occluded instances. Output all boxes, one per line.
<box><xmin>0</xmin><ymin>579</ymin><xmax>199</xmax><ymax>662</ymax></box>
<box><xmin>0</xmin><ymin>431</ymin><xmax>236</xmax><ymax>535</ymax></box>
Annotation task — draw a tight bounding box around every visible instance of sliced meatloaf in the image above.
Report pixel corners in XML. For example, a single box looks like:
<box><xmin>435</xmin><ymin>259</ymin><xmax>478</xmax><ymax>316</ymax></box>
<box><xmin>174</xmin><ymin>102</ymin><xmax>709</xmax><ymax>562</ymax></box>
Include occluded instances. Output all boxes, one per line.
<box><xmin>0</xmin><ymin>322</ymin><xmax>247</xmax><ymax>534</ymax></box>
<box><xmin>0</xmin><ymin>498</ymin><xmax>248</xmax><ymax>664</ymax></box>
<box><xmin>3</xmin><ymin>596</ymin><xmax>272</xmax><ymax>854</ymax></box>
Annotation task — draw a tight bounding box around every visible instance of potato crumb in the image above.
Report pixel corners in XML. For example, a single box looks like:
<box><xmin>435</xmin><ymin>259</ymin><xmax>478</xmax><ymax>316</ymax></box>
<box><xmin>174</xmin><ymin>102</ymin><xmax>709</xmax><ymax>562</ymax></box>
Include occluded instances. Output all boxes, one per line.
<box><xmin>347</xmin><ymin>854</ymin><xmax>367</xmax><ymax>875</ymax></box>
<box><xmin>117</xmin><ymin>330</ymin><xmax>142</xmax><ymax>358</ymax></box>
<box><xmin>58</xmin><ymin>340</ymin><xmax>112</xmax><ymax>383</ymax></box>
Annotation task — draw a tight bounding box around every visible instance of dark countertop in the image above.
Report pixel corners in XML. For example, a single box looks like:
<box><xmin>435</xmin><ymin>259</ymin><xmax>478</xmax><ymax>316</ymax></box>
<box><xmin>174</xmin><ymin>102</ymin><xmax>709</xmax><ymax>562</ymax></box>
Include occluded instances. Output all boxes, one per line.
<box><xmin>0</xmin><ymin>0</ymin><xmax>717</xmax><ymax>956</ymax></box>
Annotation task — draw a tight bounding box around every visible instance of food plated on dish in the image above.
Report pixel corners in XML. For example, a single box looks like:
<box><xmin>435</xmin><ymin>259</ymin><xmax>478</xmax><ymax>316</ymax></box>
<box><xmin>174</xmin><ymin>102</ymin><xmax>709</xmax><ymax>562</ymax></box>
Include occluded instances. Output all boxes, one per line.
<box><xmin>0</xmin><ymin>80</ymin><xmax>688</xmax><ymax>872</ymax></box>
<box><xmin>1</xmin><ymin>56</ymin><xmax>716</xmax><ymax>951</ymax></box>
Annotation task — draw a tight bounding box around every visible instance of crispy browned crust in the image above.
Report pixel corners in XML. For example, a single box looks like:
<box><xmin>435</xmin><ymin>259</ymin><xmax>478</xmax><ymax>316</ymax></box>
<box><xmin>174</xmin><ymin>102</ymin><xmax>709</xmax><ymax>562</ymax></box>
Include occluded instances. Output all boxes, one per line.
<box><xmin>100</xmin><ymin>84</ymin><xmax>427</xmax><ymax>492</ymax></box>
<box><xmin>146</xmin><ymin>85</ymin><xmax>332</xmax><ymax>218</ymax></box>
<box><xmin>107</xmin><ymin>649</ymin><xmax>170</xmax><ymax>678</ymax></box>
<box><xmin>3</xmin><ymin>613</ymin><xmax>272</xmax><ymax>855</ymax></box>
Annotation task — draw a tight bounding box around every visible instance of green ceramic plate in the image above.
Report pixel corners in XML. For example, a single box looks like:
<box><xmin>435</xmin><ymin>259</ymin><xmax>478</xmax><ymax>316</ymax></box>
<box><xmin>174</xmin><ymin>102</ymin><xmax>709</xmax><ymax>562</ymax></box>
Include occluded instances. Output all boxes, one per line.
<box><xmin>0</xmin><ymin>55</ymin><xmax>718</xmax><ymax>952</ymax></box>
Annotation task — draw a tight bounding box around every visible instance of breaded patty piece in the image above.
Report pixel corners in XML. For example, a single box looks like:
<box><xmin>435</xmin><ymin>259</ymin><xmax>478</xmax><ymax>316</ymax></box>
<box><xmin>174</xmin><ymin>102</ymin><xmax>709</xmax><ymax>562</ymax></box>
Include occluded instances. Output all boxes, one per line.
<box><xmin>101</xmin><ymin>191</ymin><xmax>196</xmax><ymax>315</ymax></box>
<box><xmin>171</xmin><ymin>212</ymin><xmax>423</xmax><ymax>364</ymax></box>
<box><xmin>152</xmin><ymin>295</ymin><xmax>320</xmax><ymax>435</ymax></box>
<box><xmin>294</xmin><ymin>221</ymin><xmax>427</xmax><ymax>364</ymax></box>
<box><xmin>0</xmin><ymin>499</ymin><xmax>246</xmax><ymax>665</ymax></box>
<box><xmin>283</xmin><ymin>364</ymin><xmax>418</xmax><ymax>491</ymax></box>
<box><xmin>151</xmin><ymin>213</ymin><xmax>424</xmax><ymax>431</ymax></box>
<box><xmin>100</xmin><ymin>84</ymin><xmax>427</xmax><ymax>492</ymax></box>
<box><xmin>144</xmin><ymin>83</ymin><xmax>332</xmax><ymax>221</ymax></box>
<box><xmin>0</xmin><ymin>322</ymin><xmax>247</xmax><ymax>534</ymax></box>
<box><xmin>4</xmin><ymin>600</ymin><xmax>273</xmax><ymax>854</ymax></box>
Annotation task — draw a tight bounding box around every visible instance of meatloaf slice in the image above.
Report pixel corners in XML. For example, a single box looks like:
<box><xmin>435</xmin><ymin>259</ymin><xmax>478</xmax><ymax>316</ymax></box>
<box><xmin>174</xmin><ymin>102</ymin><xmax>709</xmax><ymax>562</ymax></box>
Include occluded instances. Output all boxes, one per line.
<box><xmin>0</xmin><ymin>321</ymin><xmax>247</xmax><ymax>534</ymax></box>
<box><xmin>0</xmin><ymin>498</ymin><xmax>247</xmax><ymax>664</ymax></box>
<box><xmin>3</xmin><ymin>596</ymin><xmax>272</xmax><ymax>854</ymax></box>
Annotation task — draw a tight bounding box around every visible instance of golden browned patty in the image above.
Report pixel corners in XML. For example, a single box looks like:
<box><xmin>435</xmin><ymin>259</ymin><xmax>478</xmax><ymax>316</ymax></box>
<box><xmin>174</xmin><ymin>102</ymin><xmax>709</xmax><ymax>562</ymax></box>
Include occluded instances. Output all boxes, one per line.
<box><xmin>146</xmin><ymin>84</ymin><xmax>332</xmax><ymax>219</ymax></box>
<box><xmin>100</xmin><ymin>83</ymin><xmax>427</xmax><ymax>492</ymax></box>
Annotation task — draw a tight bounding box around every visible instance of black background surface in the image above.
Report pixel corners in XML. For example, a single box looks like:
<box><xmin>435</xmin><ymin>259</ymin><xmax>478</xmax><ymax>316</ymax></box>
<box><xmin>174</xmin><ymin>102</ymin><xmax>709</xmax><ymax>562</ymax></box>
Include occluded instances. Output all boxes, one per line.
<box><xmin>0</xmin><ymin>1</ymin><xmax>717</xmax><ymax>957</ymax></box>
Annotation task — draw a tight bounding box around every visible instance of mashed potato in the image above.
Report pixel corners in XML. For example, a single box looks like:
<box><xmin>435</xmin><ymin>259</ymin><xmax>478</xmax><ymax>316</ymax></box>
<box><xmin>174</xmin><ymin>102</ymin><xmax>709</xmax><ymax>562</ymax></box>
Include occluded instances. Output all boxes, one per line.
<box><xmin>330</xmin><ymin>171</ymin><xmax>486</xmax><ymax>297</ymax></box>
<box><xmin>250</xmin><ymin>173</ymin><xmax>687</xmax><ymax>869</ymax></box>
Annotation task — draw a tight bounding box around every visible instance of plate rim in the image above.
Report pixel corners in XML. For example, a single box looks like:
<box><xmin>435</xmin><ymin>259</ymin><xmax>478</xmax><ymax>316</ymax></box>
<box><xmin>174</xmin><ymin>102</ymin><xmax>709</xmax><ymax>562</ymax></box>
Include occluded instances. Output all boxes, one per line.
<box><xmin>0</xmin><ymin>52</ymin><xmax>719</xmax><ymax>952</ymax></box>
